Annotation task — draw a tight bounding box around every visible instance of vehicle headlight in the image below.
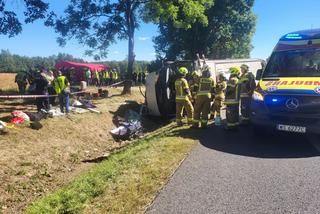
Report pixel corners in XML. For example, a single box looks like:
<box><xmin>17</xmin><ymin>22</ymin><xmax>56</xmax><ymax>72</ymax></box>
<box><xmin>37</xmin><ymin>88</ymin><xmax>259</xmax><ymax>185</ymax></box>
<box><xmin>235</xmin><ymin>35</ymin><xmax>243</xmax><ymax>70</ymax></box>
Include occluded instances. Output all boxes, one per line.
<box><xmin>252</xmin><ymin>91</ymin><xmax>264</xmax><ymax>101</ymax></box>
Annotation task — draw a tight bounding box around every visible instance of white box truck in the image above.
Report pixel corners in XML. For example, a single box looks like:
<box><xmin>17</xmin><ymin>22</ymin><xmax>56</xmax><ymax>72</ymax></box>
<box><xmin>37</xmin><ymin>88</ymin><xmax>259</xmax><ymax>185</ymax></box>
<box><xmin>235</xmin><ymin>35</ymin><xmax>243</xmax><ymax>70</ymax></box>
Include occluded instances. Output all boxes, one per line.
<box><xmin>146</xmin><ymin>58</ymin><xmax>264</xmax><ymax>117</ymax></box>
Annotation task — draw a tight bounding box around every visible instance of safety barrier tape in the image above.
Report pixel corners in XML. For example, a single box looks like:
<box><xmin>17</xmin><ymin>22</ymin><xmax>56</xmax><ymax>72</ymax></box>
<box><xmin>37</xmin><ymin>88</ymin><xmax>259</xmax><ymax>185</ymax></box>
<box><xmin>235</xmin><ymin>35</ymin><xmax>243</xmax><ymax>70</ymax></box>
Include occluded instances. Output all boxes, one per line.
<box><xmin>0</xmin><ymin>80</ymin><xmax>126</xmax><ymax>99</ymax></box>
<box><xmin>107</xmin><ymin>80</ymin><xmax>125</xmax><ymax>87</ymax></box>
<box><xmin>0</xmin><ymin>91</ymin><xmax>85</xmax><ymax>99</ymax></box>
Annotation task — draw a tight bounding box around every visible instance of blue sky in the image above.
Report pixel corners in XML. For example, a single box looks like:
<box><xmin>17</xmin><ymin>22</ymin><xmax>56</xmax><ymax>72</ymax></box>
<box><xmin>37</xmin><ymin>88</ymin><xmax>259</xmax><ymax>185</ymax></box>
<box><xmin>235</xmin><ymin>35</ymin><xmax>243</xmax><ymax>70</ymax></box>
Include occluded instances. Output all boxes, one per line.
<box><xmin>1</xmin><ymin>0</ymin><xmax>320</xmax><ymax>61</ymax></box>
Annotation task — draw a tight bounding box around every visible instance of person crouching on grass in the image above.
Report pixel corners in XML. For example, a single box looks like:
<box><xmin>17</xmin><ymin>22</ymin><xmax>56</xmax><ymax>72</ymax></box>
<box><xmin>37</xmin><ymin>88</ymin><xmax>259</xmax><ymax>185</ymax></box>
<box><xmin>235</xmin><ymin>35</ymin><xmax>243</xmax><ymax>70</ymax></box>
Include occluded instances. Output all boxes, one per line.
<box><xmin>54</xmin><ymin>71</ymin><xmax>70</xmax><ymax>114</ymax></box>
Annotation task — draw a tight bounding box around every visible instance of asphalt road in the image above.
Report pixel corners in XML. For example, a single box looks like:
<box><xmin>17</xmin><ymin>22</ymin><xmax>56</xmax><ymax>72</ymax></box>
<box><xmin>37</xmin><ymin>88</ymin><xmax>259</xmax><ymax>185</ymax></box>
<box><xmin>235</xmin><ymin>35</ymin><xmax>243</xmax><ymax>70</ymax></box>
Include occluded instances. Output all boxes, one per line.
<box><xmin>147</xmin><ymin>124</ymin><xmax>320</xmax><ymax>214</ymax></box>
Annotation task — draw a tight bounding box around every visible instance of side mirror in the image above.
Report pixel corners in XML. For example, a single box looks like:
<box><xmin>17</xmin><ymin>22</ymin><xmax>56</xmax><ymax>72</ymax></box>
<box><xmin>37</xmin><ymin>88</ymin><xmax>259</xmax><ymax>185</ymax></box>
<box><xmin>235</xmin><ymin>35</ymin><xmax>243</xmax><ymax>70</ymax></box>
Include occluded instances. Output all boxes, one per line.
<box><xmin>256</xmin><ymin>69</ymin><xmax>263</xmax><ymax>80</ymax></box>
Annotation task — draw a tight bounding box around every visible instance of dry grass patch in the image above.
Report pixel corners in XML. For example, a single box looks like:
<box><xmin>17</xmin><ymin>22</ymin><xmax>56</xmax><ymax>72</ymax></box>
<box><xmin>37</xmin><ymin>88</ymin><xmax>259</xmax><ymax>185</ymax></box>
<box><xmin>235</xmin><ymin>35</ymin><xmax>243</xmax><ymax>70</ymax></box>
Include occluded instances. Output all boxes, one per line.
<box><xmin>23</xmin><ymin>125</ymin><xmax>196</xmax><ymax>214</ymax></box>
<box><xmin>0</xmin><ymin>87</ymin><xmax>156</xmax><ymax>214</ymax></box>
<box><xmin>0</xmin><ymin>73</ymin><xmax>17</xmax><ymax>91</ymax></box>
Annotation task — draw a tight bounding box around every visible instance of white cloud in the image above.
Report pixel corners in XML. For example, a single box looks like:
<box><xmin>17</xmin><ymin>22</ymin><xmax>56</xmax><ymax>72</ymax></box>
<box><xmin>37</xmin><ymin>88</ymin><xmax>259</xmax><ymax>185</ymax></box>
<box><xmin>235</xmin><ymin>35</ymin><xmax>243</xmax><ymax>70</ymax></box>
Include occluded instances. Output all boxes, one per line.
<box><xmin>112</xmin><ymin>51</ymin><xmax>120</xmax><ymax>54</ymax></box>
<box><xmin>138</xmin><ymin>36</ymin><xmax>150</xmax><ymax>41</ymax></box>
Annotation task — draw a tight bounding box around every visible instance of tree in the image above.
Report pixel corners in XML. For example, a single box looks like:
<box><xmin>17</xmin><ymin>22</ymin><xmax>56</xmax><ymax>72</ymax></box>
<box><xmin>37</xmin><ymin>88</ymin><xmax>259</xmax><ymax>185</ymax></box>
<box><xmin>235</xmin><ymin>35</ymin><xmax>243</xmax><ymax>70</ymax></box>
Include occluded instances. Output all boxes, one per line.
<box><xmin>0</xmin><ymin>50</ymin><xmax>15</xmax><ymax>72</ymax></box>
<box><xmin>50</xmin><ymin>0</ymin><xmax>213</xmax><ymax>94</ymax></box>
<box><xmin>0</xmin><ymin>0</ymin><xmax>213</xmax><ymax>92</ymax></box>
<box><xmin>0</xmin><ymin>50</ymin><xmax>85</xmax><ymax>72</ymax></box>
<box><xmin>0</xmin><ymin>0</ymin><xmax>51</xmax><ymax>37</ymax></box>
<box><xmin>154</xmin><ymin>0</ymin><xmax>256</xmax><ymax>60</ymax></box>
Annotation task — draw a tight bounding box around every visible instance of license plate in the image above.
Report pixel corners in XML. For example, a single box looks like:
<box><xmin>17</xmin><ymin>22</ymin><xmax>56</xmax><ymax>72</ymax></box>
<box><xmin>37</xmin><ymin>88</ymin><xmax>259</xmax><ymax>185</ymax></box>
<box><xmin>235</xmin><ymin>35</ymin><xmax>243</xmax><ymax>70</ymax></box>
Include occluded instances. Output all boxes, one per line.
<box><xmin>277</xmin><ymin>124</ymin><xmax>306</xmax><ymax>133</ymax></box>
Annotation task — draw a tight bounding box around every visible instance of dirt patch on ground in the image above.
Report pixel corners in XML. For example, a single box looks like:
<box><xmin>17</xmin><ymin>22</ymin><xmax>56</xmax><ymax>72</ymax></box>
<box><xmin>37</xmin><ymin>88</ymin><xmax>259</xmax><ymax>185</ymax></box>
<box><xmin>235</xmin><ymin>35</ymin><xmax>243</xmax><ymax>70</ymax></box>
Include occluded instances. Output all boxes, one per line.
<box><xmin>0</xmin><ymin>86</ymin><xmax>162</xmax><ymax>214</ymax></box>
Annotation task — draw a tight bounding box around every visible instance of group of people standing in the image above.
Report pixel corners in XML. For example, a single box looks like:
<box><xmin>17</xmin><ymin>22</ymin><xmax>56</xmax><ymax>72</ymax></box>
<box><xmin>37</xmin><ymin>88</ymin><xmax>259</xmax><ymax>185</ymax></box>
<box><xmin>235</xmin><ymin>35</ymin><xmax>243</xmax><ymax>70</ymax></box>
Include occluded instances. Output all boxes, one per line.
<box><xmin>33</xmin><ymin>70</ymin><xmax>70</xmax><ymax>114</ymax></box>
<box><xmin>132</xmin><ymin>70</ymin><xmax>148</xmax><ymax>85</ymax></box>
<box><xmin>85</xmin><ymin>69</ymin><xmax>120</xmax><ymax>87</ymax></box>
<box><xmin>14</xmin><ymin>67</ymin><xmax>122</xmax><ymax>115</ymax></box>
<box><xmin>174</xmin><ymin>64</ymin><xmax>256</xmax><ymax>129</ymax></box>
<box><xmin>15</xmin><ymin>69</ymin><xmax>71</xmax><ymax>114</ymax></box>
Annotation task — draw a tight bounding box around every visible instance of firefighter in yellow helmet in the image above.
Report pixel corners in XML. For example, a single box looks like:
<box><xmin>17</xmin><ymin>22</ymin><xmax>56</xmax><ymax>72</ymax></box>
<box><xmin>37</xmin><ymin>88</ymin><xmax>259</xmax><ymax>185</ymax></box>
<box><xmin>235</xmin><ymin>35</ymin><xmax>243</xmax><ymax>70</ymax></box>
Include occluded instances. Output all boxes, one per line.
<box><xmin>175</xmin><ymin>67</ymin><xmax>194</xmax><ymax>126</ymax></box>
<box><xmin>193</xmin><ymin>67</ymin><xmax>215</xmax><ymax>128</ymax></box>
<box><xmin>239</xmin><ymin>64</ymin><xmax>256</xmax><ymax>124</ymax></box>
<box><xmin>224</xmin><ymin>67</ymin><xmax>240</xmax><ymax>129</ymax></box>
<box><xmin>210</xmin><ymin>72</ymin><xmax>227</xmax><ymax>126</ymax></box>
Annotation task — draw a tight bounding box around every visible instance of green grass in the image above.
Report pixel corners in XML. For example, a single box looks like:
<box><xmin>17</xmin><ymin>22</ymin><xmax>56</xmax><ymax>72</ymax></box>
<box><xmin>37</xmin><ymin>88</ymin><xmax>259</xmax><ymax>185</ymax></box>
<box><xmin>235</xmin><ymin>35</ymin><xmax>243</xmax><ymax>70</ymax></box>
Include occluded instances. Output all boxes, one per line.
<box><xmin>23</xmin><ymin>124</ymin><xmax>196</xmax><ymax>214</ymax></box>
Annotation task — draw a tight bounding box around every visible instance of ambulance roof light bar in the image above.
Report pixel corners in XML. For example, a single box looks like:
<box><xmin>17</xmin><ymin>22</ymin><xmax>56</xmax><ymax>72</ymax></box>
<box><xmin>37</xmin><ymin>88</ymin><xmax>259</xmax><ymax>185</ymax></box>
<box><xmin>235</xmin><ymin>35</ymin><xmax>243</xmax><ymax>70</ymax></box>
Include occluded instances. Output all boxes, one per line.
<box><xmin>285</xmin><ymin>33</ymin><xmax>303</xmax><ymax>40</ymax></box>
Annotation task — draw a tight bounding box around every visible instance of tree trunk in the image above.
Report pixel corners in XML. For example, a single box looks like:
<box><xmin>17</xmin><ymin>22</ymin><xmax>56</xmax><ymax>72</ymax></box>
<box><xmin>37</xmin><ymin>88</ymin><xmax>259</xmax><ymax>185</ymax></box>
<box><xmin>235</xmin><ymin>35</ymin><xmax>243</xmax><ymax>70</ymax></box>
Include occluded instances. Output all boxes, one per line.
<box><xmin>122</xmin><ymin>0</ymin><xmax>135</xmax><ymax>95</ymax></box>
<box><xmin>122</xmin><ymin>79</ymin><xmax>132</xmax><ymax>95</ymax></box>
<box><xmin>122</xmin><ymin>31</ymin><xmax>134</xmax><ymax>94</ymax></box>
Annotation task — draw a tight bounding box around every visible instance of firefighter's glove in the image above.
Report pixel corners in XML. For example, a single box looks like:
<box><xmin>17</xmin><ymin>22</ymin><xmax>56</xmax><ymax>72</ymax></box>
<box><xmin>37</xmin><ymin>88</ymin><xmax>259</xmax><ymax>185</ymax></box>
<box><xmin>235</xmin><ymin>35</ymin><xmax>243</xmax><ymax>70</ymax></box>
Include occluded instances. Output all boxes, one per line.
<box><xmin>185</xmin><ymin>88</ymin><xmax>191</xmax><ymax>95</ymax></box>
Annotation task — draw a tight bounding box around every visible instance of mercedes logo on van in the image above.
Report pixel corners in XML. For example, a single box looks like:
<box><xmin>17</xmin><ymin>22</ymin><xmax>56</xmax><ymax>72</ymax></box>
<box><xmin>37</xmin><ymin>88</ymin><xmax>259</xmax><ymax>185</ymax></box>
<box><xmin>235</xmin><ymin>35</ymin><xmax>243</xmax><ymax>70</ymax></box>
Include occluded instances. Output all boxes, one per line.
<box><xmin>285</xmin><ymin>98</ymin><xmax>299</xmax><ymax>110</ymax></box>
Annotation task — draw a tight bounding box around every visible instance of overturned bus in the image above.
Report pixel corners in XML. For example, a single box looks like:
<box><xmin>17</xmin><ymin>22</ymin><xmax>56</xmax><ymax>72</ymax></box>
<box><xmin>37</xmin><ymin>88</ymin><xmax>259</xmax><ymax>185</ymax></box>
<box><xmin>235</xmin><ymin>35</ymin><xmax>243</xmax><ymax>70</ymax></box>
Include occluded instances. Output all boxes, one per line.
<box><xmin>146</xmin><ymin>58</ymin><xmax>264</xmax><ymax>117</ymax></box>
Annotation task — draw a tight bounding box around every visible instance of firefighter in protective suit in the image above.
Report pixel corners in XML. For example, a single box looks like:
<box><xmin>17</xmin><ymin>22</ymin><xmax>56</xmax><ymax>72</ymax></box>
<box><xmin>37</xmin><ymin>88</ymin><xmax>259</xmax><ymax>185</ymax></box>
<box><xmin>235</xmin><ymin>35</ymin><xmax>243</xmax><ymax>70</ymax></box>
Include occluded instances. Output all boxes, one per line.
<box><xmin>175</xmin><ymin>67</ymin><xmax>194</xmax><ymax>126</ymax></box>
<box><xmin>225</xmin><ymin>67</ymin><xmax>240</xmax><ymax>129</ymax></box>
<box><xmin>210</xmin><ymin>73</ymin><xmax>227</xmax><ymax>126</ymax></box>
<box><xmin>189</xmin><ymin>70</ymin><xmax>200</xmax><ymax>103</ymax></box>
<box><xmin>193</xmin><ymin>67</ymin><xmax>215</xmax><ymax>128</ymax></box>
<box><xmin>239</xmin><ymin>64</ymin><xmax>256</xmax><ymax>124</ymax></box>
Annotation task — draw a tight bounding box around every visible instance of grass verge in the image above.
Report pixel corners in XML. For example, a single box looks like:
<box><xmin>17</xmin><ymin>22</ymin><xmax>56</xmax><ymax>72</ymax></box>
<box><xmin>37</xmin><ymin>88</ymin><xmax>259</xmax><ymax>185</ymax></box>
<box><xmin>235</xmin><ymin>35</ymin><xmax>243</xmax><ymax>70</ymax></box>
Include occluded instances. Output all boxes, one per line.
<box><xmin>0</xmin><ymin>88</ymin><xmax>18</xmax><ymax>95</ymax></box>
<box><xmin>23</xmin><ymin>124</ymin><xmax>196</xmax><ymax>214</ymax></box>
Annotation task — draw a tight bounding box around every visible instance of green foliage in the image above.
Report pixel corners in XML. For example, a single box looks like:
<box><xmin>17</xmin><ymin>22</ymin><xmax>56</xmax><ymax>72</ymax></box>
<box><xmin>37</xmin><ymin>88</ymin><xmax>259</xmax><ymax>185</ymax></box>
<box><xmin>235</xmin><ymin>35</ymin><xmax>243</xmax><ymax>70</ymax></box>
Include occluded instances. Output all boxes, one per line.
<box><xmin>154</xmin><ymin>0</ymin><xmax>256</xmax><ymax>60</ymax></box>
<box><xmin>51</xmin><ymin>0</ymin><xmax>214</xmax><ymax>60</ymax></box>
<box><xmin>0</xmin><ymin>50</ymin><xmax>150</xmax><ymax>74</ymax></box>
<box><xmin>52</xmin><ymin>0</ymin><xmax>141</xmax><ymax>61</ymax></box>
<box><xmin>49</xmin><ymin>0</ymin><xmax>212</xmax><ymax>88</ymax></box>
<box><xmin>1</xmin><ymin>0</ymin><xmax>213</xmax><ymax>84</ymax></box>
<box><xmin>0</xmin><ymin>0</ymin><xmax>50</xmax><ymax>37</ymax></box>
<box><xmin>99</xmin><ymin>60</ymin><xmax>150</xmax><ymax>75</ymax></box>
<box><xmin>0</xmin><ymin>50</ymin><xmax>84</xmax><ymax>72</ymax></box>
<box><xmin>143</xmin><ymin>0</ymin><xmax>214</xmax><ymax>29</ymax></box>
<box><xmin>148</xmin><ymin>59</ymin><xmax>163</xmax><ymax>73</ymax></box>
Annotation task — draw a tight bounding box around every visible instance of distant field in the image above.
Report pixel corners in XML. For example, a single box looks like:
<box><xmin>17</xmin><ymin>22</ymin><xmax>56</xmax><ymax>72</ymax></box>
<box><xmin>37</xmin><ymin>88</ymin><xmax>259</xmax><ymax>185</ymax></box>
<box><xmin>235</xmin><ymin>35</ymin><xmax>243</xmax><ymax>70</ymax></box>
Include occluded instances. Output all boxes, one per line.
<box><xmin>0</xmin><ymin>73</ymin><xmax>17</xmax><ymax>90</ymax></box>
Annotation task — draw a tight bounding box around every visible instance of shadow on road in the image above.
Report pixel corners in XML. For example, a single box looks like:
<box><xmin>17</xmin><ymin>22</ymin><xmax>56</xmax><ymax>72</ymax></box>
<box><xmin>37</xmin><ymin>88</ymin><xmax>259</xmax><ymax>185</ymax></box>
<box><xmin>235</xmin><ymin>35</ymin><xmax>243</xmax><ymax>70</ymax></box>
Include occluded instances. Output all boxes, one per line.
<box><xmin>171</xmin><ymin>124</ymin><xmax>320</xmax><ymax>159</ymax></box>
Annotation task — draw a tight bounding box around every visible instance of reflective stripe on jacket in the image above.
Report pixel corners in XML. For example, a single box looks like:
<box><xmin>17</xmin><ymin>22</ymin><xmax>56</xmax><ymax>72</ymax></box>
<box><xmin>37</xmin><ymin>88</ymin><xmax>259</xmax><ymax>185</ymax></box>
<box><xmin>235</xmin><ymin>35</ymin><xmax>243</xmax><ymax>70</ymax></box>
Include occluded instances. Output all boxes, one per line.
<box><xmin>190</xmin><ymin>83</ymin><xmax>199</xmax><ymax>97</ymax></box>
<box><xmin>95</xmin><ymin>71</ymin><xmax>100</xmax><ymax>80</ymax></box>
<box><xmin>111</xmin><ymin>71</ymin><xmax>117</xmax><ymax>80</ymax></box>
<box><xmin>197</xmin><ymin>77</ymin><xmax>215</xmax><ymax>98</ymax></box>
<box><xmin>239</xmin><ymin>72</ymin><xmax>256</xmax><ymax>97</ymax></box>
<box><xmin>104</xmin><ymin>71</ymin><xmax>110</xmax><ymax>79</ymax></box>
<box><xmin>224</xmin><ymin>77</ymin><xmax>239</xmax><ymax>104</ymax></box>
<box><xmin>175</xmin><ymin>78</ymin><xmax>190</xmax><ymax>101</ymax></box>
<box><xmin>224</xmin><ymin>99</ymin><xmax>240</xmax><ymax>105</ymax></box>
<box><xmin>215</xmin><ymin>81</ymin><xmax>227</xmax><ymax>98</ymax></box>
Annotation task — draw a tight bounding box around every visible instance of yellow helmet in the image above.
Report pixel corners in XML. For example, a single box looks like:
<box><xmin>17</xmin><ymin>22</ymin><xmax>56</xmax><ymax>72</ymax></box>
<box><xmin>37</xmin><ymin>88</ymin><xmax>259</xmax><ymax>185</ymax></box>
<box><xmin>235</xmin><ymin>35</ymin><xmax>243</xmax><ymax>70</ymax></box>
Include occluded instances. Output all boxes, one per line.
<box><xmin>229</xmin><ymin>66</ymin><xmax>240</xmax><ymax>75</ymax></box>
<box><xmin>178</xmin><ymin>67</ymin><xmax>188</xmax><ymax>76</ymax></box>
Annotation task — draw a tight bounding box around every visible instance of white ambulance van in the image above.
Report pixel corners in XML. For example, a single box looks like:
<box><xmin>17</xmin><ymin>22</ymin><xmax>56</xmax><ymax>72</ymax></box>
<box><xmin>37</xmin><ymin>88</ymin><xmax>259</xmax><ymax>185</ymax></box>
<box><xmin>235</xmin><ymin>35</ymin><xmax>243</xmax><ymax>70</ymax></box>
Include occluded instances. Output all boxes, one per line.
<box><xmin>251</xmin><ymin>29</ymin><xmax>320</xmax><ymax>134</ymax></box>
